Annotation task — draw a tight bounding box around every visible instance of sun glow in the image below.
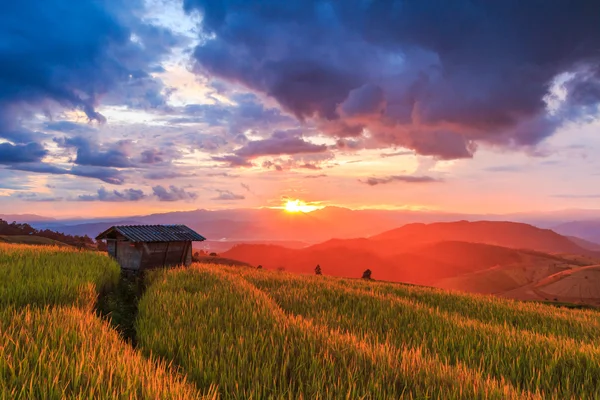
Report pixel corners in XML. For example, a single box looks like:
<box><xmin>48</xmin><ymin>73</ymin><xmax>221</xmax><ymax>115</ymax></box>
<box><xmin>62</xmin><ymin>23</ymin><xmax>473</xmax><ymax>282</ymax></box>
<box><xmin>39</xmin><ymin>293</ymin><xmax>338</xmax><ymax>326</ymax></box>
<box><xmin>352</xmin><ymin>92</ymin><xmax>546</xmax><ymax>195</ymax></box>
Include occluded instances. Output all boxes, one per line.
<box><xmin>284</xmin><ymin>199</ymin><xmax>320</xmax><ymax>213</ymax></box>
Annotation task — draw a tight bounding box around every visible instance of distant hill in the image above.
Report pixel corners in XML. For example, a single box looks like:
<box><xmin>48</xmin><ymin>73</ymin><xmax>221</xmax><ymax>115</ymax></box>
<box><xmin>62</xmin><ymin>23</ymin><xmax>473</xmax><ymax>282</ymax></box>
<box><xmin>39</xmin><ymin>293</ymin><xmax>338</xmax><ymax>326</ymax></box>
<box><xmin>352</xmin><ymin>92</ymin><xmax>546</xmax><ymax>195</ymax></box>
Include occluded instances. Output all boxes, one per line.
<box><xmin>223</xmin><ymin>239</ymin><xmax>578</xmax><ymax>287</ymax></box>
<box><xmin>222</xmin><ymin>220</ymin><xmax>600</xmax><ymax>302</ymax></box>
<box><xmin>0</xmin><ymin>214</ymin><xmax>55</xmax><ymax>222</ymax></box>
<box><xmin>553</xmin><ymin>221</ymin><xmax>600</xmax><ymax>245</ymax></box>
<box><xmin>565</xmin><ymin>236</ymin><xmax>600</xmax><ymax>251</ymax></box>
<box><xmin>371</xmin><ymin>220</ymin><xmax>596</xmax><ymax>256</ymax></box>
<box><xmin>0</xmin><ymin>235</ymin><xmax>70</xmax><ymax>247</ymax></box>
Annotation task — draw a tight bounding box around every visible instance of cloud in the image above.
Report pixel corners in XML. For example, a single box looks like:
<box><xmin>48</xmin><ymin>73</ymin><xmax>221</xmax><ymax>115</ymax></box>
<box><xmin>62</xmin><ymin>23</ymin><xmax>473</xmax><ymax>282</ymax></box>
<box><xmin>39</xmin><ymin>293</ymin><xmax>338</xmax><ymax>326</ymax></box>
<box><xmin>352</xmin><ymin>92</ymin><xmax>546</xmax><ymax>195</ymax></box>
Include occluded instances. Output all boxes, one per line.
<box><xmin>235</xmin><ymin>130</ymin><xmax>327</xmax><ymax>158</ymax></box>
<box><xmin>152</xmin><ymin>185</ymin><xmax>198</xmax><ymax>201</ymax></box>
<box><xmin>143</xmin><ymin>170</ymin><xmax>198</xmax><ymax>180</ymax></box>
<box><xmin>211</xmin><ymin>189</ymin><xmax>245</xmax><ymax>201</ymax></box>
<box><xmin>13</xmin><ymin>192</ymin><xmax>63</xmax><ymax>202</ymax></box>
<box><xmin>212</xmin><ymin>154</ymin><xmax>254</xmax><ymax>168</ymax></box>
<box><xmin>77</xmin><ymin>187</ymin><xmax>146</xmax><ymax>202</ymax></box>
<box><xmin>0</xmin><ymin>0</ymin><xmax>180</xmax><ymax>144</ymax></box>
<box><xmin>304</xmin><ymin>174</ymin><xmax>327</xmax><ymax>179</ymax></box>
<box><xmin>54</xmin><ymin>136</ymin><xmax>133</xmax><ymax>168</ymax></box>
<box><xmin>140</xmin><ymin>149</ymin><xmax>164</xmax><ymax>164</ymax></box>
<box><xmin>185</xmin><ymin>0</ymin><xmax>600</xmax><ymax>159</ymax></box>
<box><xmin>0</xmin><ymin>142</ymin><xmax>47</xmax><ymax>164</ymax></box>
<box><xmin>240</xmin><ymin>183</ymin><xmax>251</xmax><ymax>191</ymax></box>
<box><xmin>207</xmin><ymin>172</ymin><xmax>239</xmax><ymax>178</ymax></box>
<box><xmin>360</xmin><ymin>175</ymin><xmax>441</xmax><ymax>186</ymax></box>
<box><xmin>44</xmin><ymin>121</ymin><xmax>97</xmax><ymax>134</ymax></box>
<box><xmin>484</xmin><ymin>165</ymin><xmax>527</xmax><ymax>173</ymax></box>
<box><xmin>9</xmin><ymin>163</ymin><xmax>126</xmax><ymax>185</ymax></box>
<box><xmin>380</xmin><ymin>151</ymin><xmax>414</xmax><ymax>158</ymax></box>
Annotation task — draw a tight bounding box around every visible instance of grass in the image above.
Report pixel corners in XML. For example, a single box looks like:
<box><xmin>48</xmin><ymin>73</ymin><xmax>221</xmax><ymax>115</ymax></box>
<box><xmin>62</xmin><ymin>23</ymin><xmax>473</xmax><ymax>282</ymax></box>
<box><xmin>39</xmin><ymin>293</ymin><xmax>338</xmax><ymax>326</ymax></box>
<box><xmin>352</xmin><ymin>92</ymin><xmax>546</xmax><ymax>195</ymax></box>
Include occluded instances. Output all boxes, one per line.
<box><xmin>0</xmin><ymin>306</ymin><xmax>213</xmax><ymax>400</ymax></box>
<box><xmin>0</xmin><ymin>243</ymin><xmax>120</xmax><ymax>309</ymax></box>
<box><xmin>235</xmin><ymin>269</ymin><xmax>600</xmax><ymax>399</ymax></box>
<box><xmin>138</xmin><ymin>265</ymin><xmax>531</xmax><ymax>399</ymax></box>
<box><xmin>4</xmin><ymin>243</ymin><xmax>600</xmax><ymax>399</ymax></box>
<box><xmin>0</xmin><ymin>243</ymin><xmax>215</xmax><ymax>400</ymax></box>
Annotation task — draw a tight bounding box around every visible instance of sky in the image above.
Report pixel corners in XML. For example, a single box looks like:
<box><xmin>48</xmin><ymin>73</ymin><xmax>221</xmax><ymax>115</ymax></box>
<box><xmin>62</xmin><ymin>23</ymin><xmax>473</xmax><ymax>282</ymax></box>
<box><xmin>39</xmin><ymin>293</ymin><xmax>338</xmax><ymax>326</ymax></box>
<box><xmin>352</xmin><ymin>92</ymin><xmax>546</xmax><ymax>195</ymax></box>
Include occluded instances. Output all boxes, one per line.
<box><xmin>1</xmin><ymin>0</ymin><xmax>600</xmax><ymax>218</ymax></box>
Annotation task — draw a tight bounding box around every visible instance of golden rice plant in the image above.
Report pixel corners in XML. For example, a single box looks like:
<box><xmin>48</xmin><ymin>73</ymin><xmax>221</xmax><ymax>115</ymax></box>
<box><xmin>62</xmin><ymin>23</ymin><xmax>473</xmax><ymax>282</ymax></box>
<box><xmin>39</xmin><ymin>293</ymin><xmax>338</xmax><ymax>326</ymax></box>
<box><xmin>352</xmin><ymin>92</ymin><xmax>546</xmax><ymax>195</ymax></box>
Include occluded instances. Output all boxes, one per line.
<box><xmin>236</xmin><ymin>267</ymin><xmax>600</xmax><ymax>399</ymax></box>
<box><xmin>137</xmin><ymin>264</ymin><xmax>533</xmax><ymax>399</ymax></box>
<box><xmin>0</xmin><ymin>305</ymin><xmax>215</xmax><ymax>400</ymax></box>
<box><xmin>0</xmin><ymin>243</ymin><xmax>120</xmax><ymax>309</ymax></box>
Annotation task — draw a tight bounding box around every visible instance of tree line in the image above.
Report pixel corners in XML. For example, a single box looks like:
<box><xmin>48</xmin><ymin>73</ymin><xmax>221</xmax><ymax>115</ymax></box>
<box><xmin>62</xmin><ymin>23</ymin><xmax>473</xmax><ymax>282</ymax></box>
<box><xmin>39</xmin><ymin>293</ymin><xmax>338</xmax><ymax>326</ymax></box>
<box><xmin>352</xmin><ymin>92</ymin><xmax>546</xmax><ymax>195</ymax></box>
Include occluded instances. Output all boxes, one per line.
<box><xmin>0</xmin><ymin>219</ymin><xmax>96</xmax><ymax>249</ymax></box>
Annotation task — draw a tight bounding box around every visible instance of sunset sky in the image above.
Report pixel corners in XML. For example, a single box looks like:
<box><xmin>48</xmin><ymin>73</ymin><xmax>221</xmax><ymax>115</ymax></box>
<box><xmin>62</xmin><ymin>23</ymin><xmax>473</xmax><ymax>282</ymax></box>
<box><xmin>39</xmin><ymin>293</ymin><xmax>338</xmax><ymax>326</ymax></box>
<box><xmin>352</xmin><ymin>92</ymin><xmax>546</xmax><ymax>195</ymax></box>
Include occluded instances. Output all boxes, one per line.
<box><xmin>1</xmin><ymin>0</ymin><xmax>600</xmax><ymax>218</ymax></box>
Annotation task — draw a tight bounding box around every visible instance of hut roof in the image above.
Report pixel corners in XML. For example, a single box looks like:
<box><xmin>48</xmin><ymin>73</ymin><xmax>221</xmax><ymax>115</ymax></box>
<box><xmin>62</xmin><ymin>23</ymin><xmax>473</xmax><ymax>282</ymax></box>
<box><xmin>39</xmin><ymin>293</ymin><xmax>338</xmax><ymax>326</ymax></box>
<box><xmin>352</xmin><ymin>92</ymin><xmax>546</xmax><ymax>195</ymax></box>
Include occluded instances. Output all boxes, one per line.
<box><xmin>96</xmin><ymin>224</ymin><xmax>206</xmax><ymax>243</ymax></box>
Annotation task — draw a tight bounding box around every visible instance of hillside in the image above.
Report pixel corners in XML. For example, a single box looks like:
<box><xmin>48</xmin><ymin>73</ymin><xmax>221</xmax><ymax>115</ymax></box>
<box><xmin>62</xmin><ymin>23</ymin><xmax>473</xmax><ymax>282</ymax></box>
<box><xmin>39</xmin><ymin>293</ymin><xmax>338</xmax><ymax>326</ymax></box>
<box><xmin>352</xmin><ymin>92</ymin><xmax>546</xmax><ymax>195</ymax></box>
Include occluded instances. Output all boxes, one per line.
<box><xmin>223</xmin><ymin>220</ymin><xmax>600</xmax><ymax>302</ymax></box>
<box><xmin>371</xmin><ymin>220</ymin><xmax>596</xmax><ymax>255</ymax></box>
<box><xmin>0</xmin><ymin>235</ymin><xmax>70</xmax><ymax>247</ymax></box>
<box><xmin>554</xmin><ymin>220</ymin><xmax>600</xmax><ymax>244</ymax></box>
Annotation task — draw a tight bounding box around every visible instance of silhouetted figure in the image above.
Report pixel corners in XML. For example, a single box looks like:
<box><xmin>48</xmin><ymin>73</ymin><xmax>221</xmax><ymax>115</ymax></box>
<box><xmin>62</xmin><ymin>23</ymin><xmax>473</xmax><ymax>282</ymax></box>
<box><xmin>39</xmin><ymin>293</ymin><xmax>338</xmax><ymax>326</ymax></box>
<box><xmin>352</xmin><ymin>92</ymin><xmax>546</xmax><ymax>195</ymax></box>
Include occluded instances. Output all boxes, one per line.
<box><xmin>362</xmin><ymin>269</ymin><xmax>372</xmax><ymax>280</ymax></box>
<box><xmin>315</xmin><ymin>264</ymin><xmax>322</xmax><ymax>275</ymax></box>
<box><xmin>257</xmin><ymin>265</ymin><xmax>263</xmax><ymax>269</ymax></box>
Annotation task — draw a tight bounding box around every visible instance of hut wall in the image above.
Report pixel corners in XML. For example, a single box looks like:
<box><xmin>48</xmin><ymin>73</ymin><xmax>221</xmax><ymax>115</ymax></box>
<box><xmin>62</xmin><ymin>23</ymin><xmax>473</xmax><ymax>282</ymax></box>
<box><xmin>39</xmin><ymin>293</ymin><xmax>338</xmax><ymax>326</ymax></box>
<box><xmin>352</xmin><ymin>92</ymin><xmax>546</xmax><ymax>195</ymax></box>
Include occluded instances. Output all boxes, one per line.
<box><xmin>106</xmin><ymin>239</ymin><xmax>117</xmax><ymax>258</ymax></box>
<box><xmin>139</xmin><ymin>241</ymin><xmax>193</xmax><ymax>269</ymax></box>
<box><xmin>116</xmin><ymin>241</ymin><xmax>143</xmax><ymax>270</ymax></box>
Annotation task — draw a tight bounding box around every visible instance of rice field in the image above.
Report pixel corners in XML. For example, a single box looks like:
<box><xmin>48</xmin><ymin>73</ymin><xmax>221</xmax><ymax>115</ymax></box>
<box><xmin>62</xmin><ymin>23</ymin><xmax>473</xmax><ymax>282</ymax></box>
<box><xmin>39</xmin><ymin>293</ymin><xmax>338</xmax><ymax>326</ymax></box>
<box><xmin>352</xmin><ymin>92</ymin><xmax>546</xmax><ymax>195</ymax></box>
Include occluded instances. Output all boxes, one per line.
<box><xmin>0</xmin><ymin>243</ymin><xmax>120</xmax><ymax>309</ymax></box>
<box><xmin>3</xmin><ymin>243</ymin><xmax>600</xmax><ymax>399</ymax></box>
<box><xmin>0</xmin><ymin>244</ymin><xmax>213</xmax><ymax>400</ymax></box>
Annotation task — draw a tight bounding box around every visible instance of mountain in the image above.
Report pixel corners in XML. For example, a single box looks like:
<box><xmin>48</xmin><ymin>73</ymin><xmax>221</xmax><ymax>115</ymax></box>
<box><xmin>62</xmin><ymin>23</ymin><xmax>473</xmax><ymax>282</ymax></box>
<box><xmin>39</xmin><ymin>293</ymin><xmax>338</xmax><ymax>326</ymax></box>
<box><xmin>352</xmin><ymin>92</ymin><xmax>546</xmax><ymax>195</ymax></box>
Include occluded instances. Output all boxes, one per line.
<box><xmin>25</xmin><ymin>207</ymin><xmax>600</xmax><ymax>249</ymax></box>
<box><xmin>0</xmin><ymin>214</ymin><xmax>55</xmax><ymax>223</ymax></box>
<box><xmin>565</xmin><ymin>236</ymin><xmax>600</xmax><ymax>251</ymax></box>
<box><xmin>371</xmin><ymin>220</ymin><xmax>595</xmax><ymax>256</ymax></box>
<box><xmin>553</xmin><ymin>221</ymin><xmax>600</xmax><ymax>244</ymax></box>
<box><xmin>222</xmin><ymin>220</ymin><xmax>600</xmax><ymax>303</ymax></box>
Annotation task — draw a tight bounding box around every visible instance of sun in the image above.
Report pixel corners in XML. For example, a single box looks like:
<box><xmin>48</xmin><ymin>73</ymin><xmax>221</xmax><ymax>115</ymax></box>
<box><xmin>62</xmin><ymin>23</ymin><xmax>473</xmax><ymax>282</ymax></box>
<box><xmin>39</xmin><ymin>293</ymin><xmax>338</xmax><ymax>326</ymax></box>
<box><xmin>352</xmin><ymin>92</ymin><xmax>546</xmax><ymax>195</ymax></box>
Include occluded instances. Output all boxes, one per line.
<box><xmin>284</xmin><ymin>199</ymin><xmax>320</xmax><ymax>213</ymax></box>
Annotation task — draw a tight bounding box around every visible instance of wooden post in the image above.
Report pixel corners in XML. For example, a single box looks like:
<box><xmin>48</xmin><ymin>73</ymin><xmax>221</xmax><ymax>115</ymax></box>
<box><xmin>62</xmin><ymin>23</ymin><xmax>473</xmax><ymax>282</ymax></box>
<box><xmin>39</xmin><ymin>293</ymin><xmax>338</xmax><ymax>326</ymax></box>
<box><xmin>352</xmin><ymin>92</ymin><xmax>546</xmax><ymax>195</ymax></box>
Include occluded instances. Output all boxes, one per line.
<box><xmin>162</xmin><ymin>242</ymin><xmax>170</xmax><ymax>268</ymax></box>
<box><xmin>180</xmin><ymin>241</ymin><xmax>189</xmax><ymax>266</ymax></box>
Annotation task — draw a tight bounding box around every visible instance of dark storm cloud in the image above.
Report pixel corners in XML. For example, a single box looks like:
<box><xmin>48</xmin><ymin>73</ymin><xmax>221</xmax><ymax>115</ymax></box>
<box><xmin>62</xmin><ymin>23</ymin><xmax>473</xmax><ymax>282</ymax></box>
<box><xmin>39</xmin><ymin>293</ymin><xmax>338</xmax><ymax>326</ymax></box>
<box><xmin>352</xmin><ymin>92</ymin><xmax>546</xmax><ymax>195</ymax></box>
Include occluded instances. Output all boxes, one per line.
<box><xmin>78</xmin><ymin>187</ymin><xmax>146</xmax><ymax>202</ymax></box>
<box><xmin>360</xmin><ymin>175</ymin><xmax>441</xmax><ymax>186</ymax></box>
<box><xmin>9</xmin><ymin>163</ymin><xmax>126</xmax><ymax>185</ymax></box>
<box><xmin>185</xmin><ymin>0</ymin><xmax>600</xmax><ymax>159</ymax></box>
<box><xmin>0</xmin><ymin>142</ymin><xmax>47</xmax><ymax>164</ymax></box>
<box><xmin>152</xmin><ymin>185</ymin><xmax>198</xmax><ymax>201</ymax></box>
<box><xmin>0</xmin><ymin>0</ymin><xmax>181</xmax><ymax>144</ymax></box>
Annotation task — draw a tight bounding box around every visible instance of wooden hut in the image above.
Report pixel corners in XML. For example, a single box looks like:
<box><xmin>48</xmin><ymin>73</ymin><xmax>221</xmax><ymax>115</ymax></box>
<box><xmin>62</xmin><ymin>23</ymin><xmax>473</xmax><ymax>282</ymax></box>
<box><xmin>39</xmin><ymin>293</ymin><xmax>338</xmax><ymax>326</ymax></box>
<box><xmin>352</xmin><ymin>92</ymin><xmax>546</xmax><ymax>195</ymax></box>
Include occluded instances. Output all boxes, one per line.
<box><xmin>95</xmin><ymin>225</ymin><xmax>206</xmax><ymax>271</ymax></box>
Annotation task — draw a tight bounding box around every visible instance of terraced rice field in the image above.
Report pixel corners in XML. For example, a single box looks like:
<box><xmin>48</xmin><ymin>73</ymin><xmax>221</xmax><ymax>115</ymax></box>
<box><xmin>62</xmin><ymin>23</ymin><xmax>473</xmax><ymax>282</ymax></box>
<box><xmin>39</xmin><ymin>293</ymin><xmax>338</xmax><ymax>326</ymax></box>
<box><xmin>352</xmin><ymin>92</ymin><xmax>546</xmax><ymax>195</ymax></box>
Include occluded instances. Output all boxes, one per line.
<box><xmin>2</xmin><ymin>243</ymin><xmax>600</xmax><ymax>399</ymax></box>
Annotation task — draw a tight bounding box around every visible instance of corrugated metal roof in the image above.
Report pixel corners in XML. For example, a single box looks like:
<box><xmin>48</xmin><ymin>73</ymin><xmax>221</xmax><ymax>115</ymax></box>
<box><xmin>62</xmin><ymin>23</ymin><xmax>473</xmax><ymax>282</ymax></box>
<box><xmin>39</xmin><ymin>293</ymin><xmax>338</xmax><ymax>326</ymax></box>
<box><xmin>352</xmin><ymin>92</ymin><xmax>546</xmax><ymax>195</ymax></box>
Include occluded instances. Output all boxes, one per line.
<box><xmin>96</xmin><ymin>225</ymin><xmax>206</xmax><ymax>242</ymax></box>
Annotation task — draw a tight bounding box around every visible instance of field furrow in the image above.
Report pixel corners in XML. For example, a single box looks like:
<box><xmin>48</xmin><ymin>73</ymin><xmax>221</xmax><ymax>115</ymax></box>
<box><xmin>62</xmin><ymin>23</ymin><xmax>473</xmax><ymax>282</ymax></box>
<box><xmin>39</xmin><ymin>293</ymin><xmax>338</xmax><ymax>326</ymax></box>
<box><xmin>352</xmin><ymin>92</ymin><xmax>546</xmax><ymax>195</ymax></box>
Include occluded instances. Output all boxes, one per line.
<box><xmin>137</xmin><ymin>265</ymin><xmax>532</xmax><ymax>399</ymax></box>
<box><xmin>236</xmin><ymin>268</ymin><xmax>600</xmax><ymax>399</ymax></box>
